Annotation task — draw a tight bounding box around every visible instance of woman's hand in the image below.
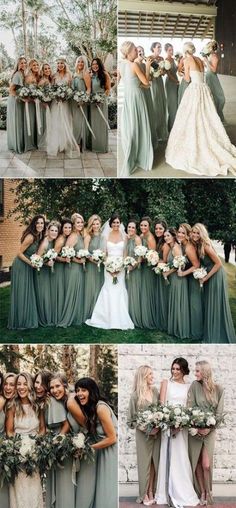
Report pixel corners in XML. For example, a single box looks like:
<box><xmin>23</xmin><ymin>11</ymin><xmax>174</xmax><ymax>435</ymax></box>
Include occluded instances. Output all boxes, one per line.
<box><xmin>197</xmin><ymin>428</ymin><xmax>211</xmax><ymax>436</ymax></box>
<box><xmin>149</xmin><ymin>428</ymin><xmax>159</xmax><ymax>436</ymax></box>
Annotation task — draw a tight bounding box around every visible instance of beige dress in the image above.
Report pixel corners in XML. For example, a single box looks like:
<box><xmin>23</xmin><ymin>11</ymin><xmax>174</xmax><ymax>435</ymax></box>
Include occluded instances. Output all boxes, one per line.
<box><xmin>127</xmin><ymin>387</ymin><xmax>161</xmax><ymax>502</ymax></box>
<box><xmin>187</xmin><ymin>381</ymin><xmax>224</xmax><ymax>497</ymax></box>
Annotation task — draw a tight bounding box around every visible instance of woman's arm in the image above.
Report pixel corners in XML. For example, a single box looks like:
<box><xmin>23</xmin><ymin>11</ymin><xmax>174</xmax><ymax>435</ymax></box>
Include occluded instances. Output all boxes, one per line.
<box><xmin>91</xmin><ymin>405</ymin><xmax>117</xmax><ymax>450</ymax></box>
<box><xmin>147</xmin><ymin>234</ymin><xmax>156</xmax><ymax>250</ymax></box>
<box><xmin>37</xmin><ymin>238</ymin><xmax>48</xmax><ymax>257</ymax></box>
<box><xmin>127</xmin><ymin>393</ymin><xmax>137</xmax><ymax>429</ymax></box>
<box><xmin>84</xmin><ymin>234</ymin><xmax>91</xmax><ymax>251</ymax></box>
<box><xmin>204</xmin><ymin>53</ymin><xmax>218</xmax><ymax>73</ymax></box>
<box><xmin>17</xmin><ymin>234</ymin><xmax>35</xmax><ymax>267</ymax></box>
<box><xmin>59</xmin><ymin>419</ymin><xmax>71</xmax><ymax>435</ymax></box>
<box><xmin>84</xmin><ymin>72</ymin><xmax>91</xmax><ymax>94</ymax></box>
<box><xmin>38</xmin><ymin>409</ymin><xmax>46</xmax><ymax>435</ymax></box>
<box><xmin>159</xmin><ymin>380</ymin><xmax>167</xmax><ymax>404</ymax></box>
<box><xmin>132</xmin><ymin>62</ymin><xmax>150</xmax><ymax>86</ymax></box>
<box><xmin>183</xmin><ymin>57</ymin><xmax>191</xmax><ymax>83</ymax></box>
<box><xmin>202</xmin><ymin>245</ymin><xmax>222</xmax><ymax>282</ymax></box>
<box><xmin>0</xmin><ymin>395</ymin><xmax>6</xmax><ymax>411</ymax></box>
<box><xmin>5</xmin><ymin>407</ymin><xmax>15</xmax><ymax>437</ymax></box>
<box><xmin>178</xmin><ymin>243</ymin><xmax>200</xmax><ymax>277</ymax></box>
<box><xmin>162</xmin><ymin>243</ymin><xmax>170</xmax><ymax>263</ymax></box>
<box><xmin>67</xmin><ymin>397</ymin><xmax>86</xmax><ymax>427</ymax></box>
<box><xmin>104</xmin><ymin>72</ymin><xmax>111</xmax><ymax>94</ymax></box>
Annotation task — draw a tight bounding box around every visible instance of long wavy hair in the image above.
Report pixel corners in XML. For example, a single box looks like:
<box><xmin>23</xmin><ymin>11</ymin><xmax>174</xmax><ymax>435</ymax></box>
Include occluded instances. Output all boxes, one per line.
<box><xmin>27</xmin><ymin>59</ymin><xmax>40</xmax><ymax>82</ymax></box>
<box><xmin>191</xmin><ymin>223</ymin><xmax>212</xmax><ymax>258</ymax></box>
<box><xmin>40</xmin><ymin>62</ymin><xmax>53</xmax><ymax>82</ymax></box>
<box><xmin>14</xmin><ymin>372</ymin><xmax>38</xmax><ymax>417</ymax></box>
<box><xmin>91</xmin><ymin>57</ymin><xmax>106</xmax><ymax>89</ymax></box>
<box><xmin>74</xmin><ymin>55</ymin><xmax>88</xmax><ymax>77</ymax></box>
<box><xmin>196</xmin><ymin>361</ymin><xmax>218</xmax><ymax>406</ymax></box>
<box><xmin>74</xmin><ymin>377</ymin><xmax>107</xmax><ymax>434</ymax></box>
<box><xmin>49</xmin><ymin>373</ymin><xmax>68</xmax><ymax>402</ymax></box>
<box><xmin>34</xmin><ymin>370</ymin><xmax>52</xmax><ymax>409</ymax></box>
<box><xmin>0</xmin><ymin>372</ymin><xmax>3</xmax><ymax>396</ymax></box>
<box><xmin>133</xmin><ymin>365</ymin><xmax>154</xmax><ymax>408</ymax></box>
<box><xmin>154</xmin><ymin>218</ymin><xmax>168</xmax><ymax>252</ymax></box>
<box><xmin>86</xmin><ymin>214</ymin><xmax>102</xmax><ymax>236</ymax></box>
<box><xmin>11</xmin><ymin>56</ymin><xmax>27</xmax><ymax>79</ymax></box>
<box><xmin>3</xmin><ymin>373</ymin><xmax>17</xmax><ymax>411</ymax></box>
<box><xmin>55</xmin><ymin>58</ymin><xmax>72</xmax><ymax>81</ymax></box>
<box><xmin>71</xmin><ymin>213</ymin><xmax>85</xmax><ymax>236</ymax></box>
<box><xmin>21</xmin><ymin>215</ymin><xmax>46</xmax><ymax>243</ymax></box>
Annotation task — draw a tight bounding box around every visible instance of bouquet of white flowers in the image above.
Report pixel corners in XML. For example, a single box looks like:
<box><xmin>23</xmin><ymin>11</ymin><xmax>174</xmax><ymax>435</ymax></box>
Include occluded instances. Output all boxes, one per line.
<box><xmin>145</xmin><ymin>249</ymin><xmax>159</xmax><ymax>267</ymax></box>
<box><xmin>134</xmin><ymin>245</ymin><xmax>148</xmax><ymax>259</ymax></box>
<box><xmin>60</xmin><ymin>246</ymin><xmax>76</xmax><ymax>265</ymax></box>
<box><xmin>90</xmin><ymin>249</ymin><xmax>106</xmax><ymax>272</ymax></box>
<box><xmin>123</xmin><ymin>256</ymin><xmax>137</xmax><ymax>279</ymax></box>
<box><xmin>172</xmin><ymin>255</ymin><xmax>187</xmax><ymax>273</ymax></box>
<box><xmin>188</xmin><ymin>407</ymin><xmax>224</xmax><ymax>436</ymax></box>
<box><xmin>104</xmin><ymin>256</ymin><xmax>124</xmax><ymax>284</ymax></box>
<box><xmin>193</xmin><ymin>267</ymin><xmax>208</xmax><ymax>288</ymax></box>
<box><xmin>73</xmin><ymin>91</ymin><xmax>90</xmax><ymax>105</ymax></box>
<box><xmin>51</xmin><ymin>84</ymin><xmax>74</xmax><ymax>102</ymax></box>
<box><xmin>136</xmin><ymin>404</ymin><xmax>172</xmax><ymax>435</ymax></box>
<box><xmin>167</xmin><ymin>405</ymin><xmax>191</xmax><ymax>430</ymax></box>
<box><xmin>77</xmin><ymin>249</ymin><xmax>90</xmax><ymax>271</ymax></box>
<box><xmin>153</xmin><ymin>262</ymin><xmax>170</xmax><ymax>284</ymax></box>
<box><xmin>30</xmin><ymin>254</ymin><xmax>44</xmax><ymax>272</ymax></box>
<box><xmin>159</xmin><ymin>59</ymin><xmax>171</xmax><ymax>72</ymax></box>
<box><xmin>90</xmin><ymin>92</ymin><xmax>106</xmax><ymax>104</ymax></box>
<box><xmin>17</xmin><ymin>85</ymin><xmax>43</xmax><ymax>101</ymax></box>
<box><xmin>43</xmin><ymin>248</ymin><xmax>58</xmax><ymax>273</ymax></box>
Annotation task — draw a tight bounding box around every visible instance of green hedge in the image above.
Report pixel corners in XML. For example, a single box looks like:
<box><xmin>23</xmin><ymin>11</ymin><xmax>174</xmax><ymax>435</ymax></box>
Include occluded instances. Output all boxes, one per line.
<box><xmin>0</xmin><ymin>101</ymin><xmax>7</xmax><ymax>130</ymax></box>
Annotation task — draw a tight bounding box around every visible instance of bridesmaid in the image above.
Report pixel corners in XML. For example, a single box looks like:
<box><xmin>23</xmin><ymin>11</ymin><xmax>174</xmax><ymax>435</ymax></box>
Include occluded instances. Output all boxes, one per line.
<box><xmin>8</xmin><ymin>215</ymin><xmax>46</xmax><ymax>330</ymax></box>
<box><xmin>191</xmin><ymin>223</ymin><xmax>236</xmax><ymax>343</ymax></box>
<box><xmin>119</xmin><ymin>41</ymin><xmax>153</xmax><ymax>176</ymax></box>
<box><xmin>177</xmin><ymin>223</ymin><xmax>203</xmax><ymax>340</ymax></box>
<box><xmin>127</xmin><ymin>365</ymin><xmax>161</xmax><ymax>506</ymax></box>
<box><xmin>188</xmin><ymin>361</ymin><xmax>224</xmax><ymax>505</ymax></box>
<box><xmin>6</xmin><ymin>373</ymin><xmax>45</xmax><ymax>508</ymax></box>
<box><xmin>72</xmin><ymin>56</ymin><xmax>91</xmax><ymax>150</ymax></box>
<box><xmin>0</xmin><ymin>372</ymin><xmax>10</xmax><ymax>507</ymax></box>
<box><xmin>24</xmin><ymin>59</ymin><xmax>40</xmax><ymax>151</ymax></box>
<box><xmin>90</xmin><ymin>57</ymin><xmax>111</xmax><ymax>153</ymax></box>
<box><xmin>164</xmin><ymin>227</ymin><xmax>190</xmax><ymax>339</ymax></box>
<box><xmin>53</xmin><ymin>218</ymin><xmax>73</xmax><ymax>325</ymax></box>
<box><xmin>74</xmin><ymin>377</ymin><xmax>118</xmax><ymax>508</ymax></box>
<box><xmin>150</xmin><ymin>41</ymin><xmax>168</xmax><ymax>141</ymax></box>
<box><xmin>58</xmin><ymin>213</ymin><xmax>85</xmax><ymax>327</ymax></box>
<box><xmin>46</xmin><ymin>373</ymin><xmax>75</xmax><ymax>508</ymax></box>
<box><xmin>140</xmin><ymin>217</ymin><xmax>156</xmax><ymax>329</ymax></box>
<box><xmin>204</xmin><ymin>41</ymin><xmax>225</xmax><ymax>122</ymax></box>
<box><xmin>135</xmin><ymin>46</ymin><xmax>157</xmax><ymax>149</ymax></box>
<box><xmin>164</xmin><ymin>43</ymin><xmax>179</xmax><ymax>132</ymax></box>
<box><xmin>34</xmin><ymin>220</ymin><xmax>60</xmax><ymax>326</ymax></box>
<box><xmin>83</xmin><ymin>214</ymin><xmax>105</xmax><ymax>320</ymax></box>
<box><xmin>7</xmin><ymin>56</ymin><xmax>27</xmax><ymax>154</ymax></box>
<box><xmin>38</xmin><ymin>62</ymin><xmax>53</xmax><ymax>145</ymax></box>
<box><xmin>125</xmin><ymin>220</ymin><xmax>142</xmax><ymax>327</ymax></box>
<box><xmin>34</xmin><ymin>370</ymin><xmax>52</xmax><ymax>407</ymax></box>
<box><xmin>154</xmin><ymin>218</ymin><xmax>170</xmax><ymax>331</ymax></box>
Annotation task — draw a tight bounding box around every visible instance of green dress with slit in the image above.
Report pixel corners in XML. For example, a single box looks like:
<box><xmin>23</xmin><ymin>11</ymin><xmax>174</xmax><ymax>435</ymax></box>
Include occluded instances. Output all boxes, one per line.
<box><xmin>126</xmin><ymin>237</ymin><xmax>142</xmax><ymax>327</ymax></box>
<box><xmin>7</xmin><ymin>71</ymin><xmax>25</xmax><ymax>153</ymax></box>
<box><xmin>165</xmin><ymin>61</ymin><xmax>178</xmax><ymax>132</ymax></box>
<box><xmin>83</xmin><ymin>234</ymin><xmax>105</xmax><ymax>321</ymax></box>
<box><xmin>8</xmin><ymin>240</ymin><xmax>39</xmax><ymax>329</ymax></box>
<box><xmin>0</xmin><ymin>409</ymin><xmax>9</xmax><ymax>506</ymax></box>
<box><xmin>34</xmin><ymin>240</ymin><xmax>55</xmax><ymax>327</ymax></box>
<box><xmin>140</xmin><ymin>236</ymin><xmax>156</xmax><ymax>329</ymax></box>
<box><xmin>167</xmin><ymin>248</ymin><xmax>190</xmax><ymax>338</ymax></box>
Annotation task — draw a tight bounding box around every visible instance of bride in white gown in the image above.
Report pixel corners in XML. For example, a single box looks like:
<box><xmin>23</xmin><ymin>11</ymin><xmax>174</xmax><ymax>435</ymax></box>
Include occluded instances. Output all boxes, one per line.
<box><xmin>165</xmin><ymin>42</ymin><xmax>236</xmax><ymax>176</ymax></box>
<box><xmin>86</xmin><ymin>213</ymin><xmax>134</xmax><ymax>330</ymax></box>
<box><xmin>155</xmin><ymin>358</ymin><xmax>199</xmax><ymax>508</ymax></box>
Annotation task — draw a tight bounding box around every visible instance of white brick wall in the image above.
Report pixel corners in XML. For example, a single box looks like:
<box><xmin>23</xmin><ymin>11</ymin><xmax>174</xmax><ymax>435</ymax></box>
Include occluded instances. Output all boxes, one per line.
<box><xmin>119</xmin><ymin>344</ymin><xmax>236</xmax><ymax>486</ymax></box>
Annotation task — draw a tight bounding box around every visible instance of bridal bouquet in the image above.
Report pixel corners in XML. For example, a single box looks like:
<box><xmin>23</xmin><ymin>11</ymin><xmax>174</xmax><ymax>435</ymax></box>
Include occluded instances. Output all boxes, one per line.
<box><xmin>134</xmin><ymin>245</ymin><xmax>148</xmax><ymax>259</ymax></box>
<box><xmin>18</xmin><ymin>435</ymin><xmax>38</xmax><ymax>476</ymax></box>
<box><xmin>30</xmin><ymin>254</ymin><xmax>44</xmax><ymax>272</ymax></box>
<box><xmin>41</xmin><ymin>85</ymin><xmax>53</xmax><ymax>103</ymax></box>
<box><xmin>188</xmin><ymin>407</ymin><xmax>224</xmax><ymax>436</ymax></box>
<box><xmin>90</xmin><ymin>92</ymin><xmax>107</xmax><ymax>104</ymax></box>
<box><xmin>104</xmin><ymin>256</ymin><xmax>124</xmax><ymax>284</ymax></box>
<box><xmin>43</xmin><ymin>248</ymin><xmax>58</xmax><ymax>273</ymax></box>
<box><xmin>0</xmin><ymin>435</ymin><xmax>22</xmax><ymax>486</ymax></box>
<box><xmin>167</xmin><ymin>405</ymin><xmax>191</xmax><ymax>430</ymax></box>
<box><xmin>51</xmin><ymin>84</ymin><xmax>74</xmax><ymax>102</ymax></box>
<box><xmin>90</xmin><ymin>249</ymin><xmax>106</xmax><ymax>271</ymax></box>
<box><xmin>172</xmin><ymin>255</ymin><xmax>187</xmax><ymax>272</ymax></box>
<box><xmin>193</xmin><ymin>267</ymin><xmax>208</xmax><ymax>288</ymax></box>
<box><xmin>123</xmin><ymin>256</ymin><xmax>137</xmax><ymax>278</ymax></box>
<box><xmin>60</xmin><ymin>246</ymin><xmax>76</xmax><ymax>265</ymax></box>
<box><xmin>73</xmin><ymin>90</ymin><xmax>90</xmax><ymax>105</ymax></box>
<box><xmin>136</xmin><ymin>404</ymin><xmax>172</xmax><ymax>435</ymax></box>
<box><xmin>17</xmin><ymin>85</ymin><xmax>43</xmax><ymax>101</ymax></box>
<box><xmin>153</xmin><ymin>262</ymin><xmax>170</xmax><ymax>284</ymax></box>
<box><xmin>71</xmin><ymin>433</ymin><xmax>95</xmax><ymax>462</ymax></box>
<box><xmin>145</xmin><ymin>249</ymin><xmax>159</xmax><ymax>267</ymax></box>
<box><xmin>76</xmin><ymin>249</ymin><xmax>90</xmax><ymax>270</ymax></box>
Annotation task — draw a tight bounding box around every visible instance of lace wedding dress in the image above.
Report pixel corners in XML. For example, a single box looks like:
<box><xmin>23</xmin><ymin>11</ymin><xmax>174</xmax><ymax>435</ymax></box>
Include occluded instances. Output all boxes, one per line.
<box><xmin>165</xmin><ymin>70</ymin><xmax>236</xmax><ymax>176</ymax></box>
<box><xmin>155</xmin><ymin>380</ymin><xmax>199</xmax><ymax>507</ymax></box>
<box><xmin>9</xmin><ymin>404</ymin><xmax>43</xmax><ymax>508</ymax></box>
<box><xmin>86</xmin><ymin>240</ymin><xmax>134</xmax><ymax>329</ymax></box>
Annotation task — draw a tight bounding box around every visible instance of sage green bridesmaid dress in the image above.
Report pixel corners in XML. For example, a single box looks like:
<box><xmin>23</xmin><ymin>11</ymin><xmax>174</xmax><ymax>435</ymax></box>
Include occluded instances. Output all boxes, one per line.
<box><xmin>58</xmin><ymin>235</ymin><xmax>85</xmax><ymax>327</ymax></box>
<box><xmin>206</xmin><ymin>69</ymin><xmax>225</xmax><ymax>122</ymax></box>
<box><xmin>0</xmin><ymin>410</ymin><xmax>9</xmax><ymax>507</ymax></box>
<box><xmin>52</xmin><ymin>253</ymin><xmax>66</xmax><ymax>326</ymax></box>
<box><xmin>167</xmin><ymin>249</ymin><xmax>190</xmax><ymax>339</ymax></box>
<box><xmin>24</xmin><ymin>101</ymin><xmax>37</xmax><ymax>152</ymax></box>
<box><xmin>201</xmin><ymin>255</ymin><xmax>236</xmax><ymax>343</ymax></box>
<box><xmin>150</xmin><ymin>73</ymin><xmax>168</xmax><ymax>141</ymax></box>
<box><xmin>165</xmin><ymin>61</ymin><xmax>179</xmax><ymax>132</ymax></box>
<box><xmin>8</xmin><ymin>240</ymin><xmax>39</xmax><ymax>329</ymax></box>
<box><xmin>155</xmin><ymin>247</ymin><xmax>169</xmax><ymax>331</ymax></box>
<box><xmin>126</xmin><ymin>238</ymin><xmax>142</xmax><ymax>328</ymax></box>
<box><xmin>187</xmin><ymin>381</ymin><xmax>224</xmax><ymax>498</ymax></box>
<box><xmin>34</xmin><ymin>240</ymin><xmax>55</xmax><ymax>327</ymax></box>
<box><xmin>138</xmin><ymin>62</ymin><xmax>157</xmax><ymax>149</ymax></box>
<box><xmin>140</xmin><ymin>237</ymin><xmax>156</xmax><ymax>329</ymax></box>
<box><xmin>182</xmin><ymin>245</ymin><xmax>203</xmax><ymax>341</ymax></box>
<box><xmin>45</xmin><ymin>397</ymin><xmax>75</xmax><ymax>508</ymax></box>
<box><xmin>90</xmin><ymin>75</ymin><xmax>108</xmax><ymax>152</ymax></box>
<box><xmin>120</xmin><ymin>60</ymin><xmax>153</xmax><ymax>176</ymax></box>
<box><xmin>127</xmin><ymin>388</ymin><xmax>161</xmax><ymax>502</ymax></box>
<box><xmin>83</xmin><ymin>235</ymin><xmax>105</xmax><ymax>321</ymax></box>
<box><xmin>7</xmin><ymin>71</ymin><xmax>25</xmax><ymax>153</ymax></box>
<box><xmin>72</xmin><ymin>76</ymin><xmax>88</xmax><ymax>150</ymax></box>
<box><xmin>93</xmin><ymin>401</ymin><xmax>118</xmax><ymax>508</ymax></box>
<box><xmin>178</xmin><ymin>79</ymin><xmax>189</xmax><ymax>105</ymax></box>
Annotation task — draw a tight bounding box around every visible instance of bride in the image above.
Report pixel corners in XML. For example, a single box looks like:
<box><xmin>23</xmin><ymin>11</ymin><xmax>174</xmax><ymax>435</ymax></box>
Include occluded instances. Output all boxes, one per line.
<box><xmin>165</xmin><ymin>42</ymin><xmax>236</xmax><ymax>176</ymax></box>
<box><xmin>86</xmin><ymin>212</ymin><xmax>134</xmax><ymax>330</ymax></box>
<box><xmin>155</xmin><ymin>358</ymin><xmax>199</xmax><ymax>507</ymax></box>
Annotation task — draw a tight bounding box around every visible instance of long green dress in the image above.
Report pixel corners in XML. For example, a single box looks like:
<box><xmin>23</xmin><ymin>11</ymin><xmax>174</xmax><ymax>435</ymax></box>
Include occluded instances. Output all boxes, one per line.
<box><xmin>206</xmin><ymin>69</ymin><xmax>225</xmax><ymax>122</ymax></box>
<box><xmin>182</xmin><ymin>244</ymin><xmax>203</xmax><ymax>341</ymax></box>
<box><xmin>127</xmin><ymin>388</ymin><xmax>161</xmax><ymax>502</ymax></box>
<box><xmin>52</xmin><ymin>245</ymin><xmax>66</xmax><ymax>326</ymax></box>
<box><xmin>34</xmin><ymin>240</ymin><xmax>55</xmax><ymax>327</ymax></box>
<box><xmin>0</xmin><ymin>409</ymin><xmax>9</xmax><ymax>507</ymax></box>
<box><xmin>165</xmin><ymin>61</ymin><xmax>178</xmax><ymax>132</ymax></box>
<box><xmin>90</xmin><ymin>75</ymin><xmax>108</xmax><ymax>153</ymax></box>
<box><xmin>83</xmin><ymin>235</ymin><xmax>105</xmax><ymax>321</ymax></box>
<box><xmin>8</xmin><ymin>240</ymin><xmax>39</xmax><ymax>329</ymax></box>
<box><xmin>126</xmin><ymin>238</ymin><xmax>142</xmax><ymax>328</ymax></box>
<box><xmin>45</xmin><ymin>397</ymin><xmax>75</xmax><ymax>508</ymax></box>
<box><xmin>178</xmin><ymin>79</ymin><xmax>189</xmax><ymax>105</ymax></box>
<box><xmin>167</xmin><ymin>248</ymin><xmax>190</xmax><ymax>339</ymax></box>
<box><xmin>7</xmin><ymin>71</ymin><xmax>25</xmax><ymax>153</ymax></box>
<box><xmin>93</xmin><ymin>401</ymin><xmax>118</xmax><ymax>508</ymax></box>
<box><xmin>155</xmin><ymin>246</ymin><xmax>169</xmax><ymax>331</ymax></box>
<box><xmin>58</xmin><ymin>235</ymin><xmax>85</xmax><ymax>327</ymax></box>
<box><xmin>201</xmin><ymin>255</ymin><xmax>236</xmax><ymax>343</ymax></box>
<box><xmin>187</xmin><ymin>381</ymin><xmax>224</xmax><ymax>498</ymax></box>
<box><xmin>138</xmin><ymin>62</ymin><xmax>157</xmax><ymax>149</ymax></box>
<box><xmin>120</xmin><ymin>60</ymin><xmax>153</xmax><ymax>176</ymax></box>
<box><xmin>24</xmin><ymin>100</ymin><xmax>37</xmax><ymax>152</ymax></box>
<box><xmin>37</xmin><ymin>84</ymin><xmax>51</xmax><ymax>147</ymax></box>
<box><xmin>150</xmin><ymin>73</ymin><xmax>168</xmax><ymax>141</ymax></box>
<box><xmin>72</xmin><ymin>76</ymin><xmax>88</xmax><ymax>150</ymax></box>
<box><xmin>140</xmin><ymin>236</ymin><xmax>156</xmax><ymax>329</ymax></box>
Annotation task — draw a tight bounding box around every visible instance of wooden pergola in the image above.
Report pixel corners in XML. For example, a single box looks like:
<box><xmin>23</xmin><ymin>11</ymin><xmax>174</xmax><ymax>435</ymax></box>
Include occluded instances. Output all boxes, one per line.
<box><xmin>118</xmin><ymin>0</ymin><xmax>217</xmax><ymax>39</ymax></box>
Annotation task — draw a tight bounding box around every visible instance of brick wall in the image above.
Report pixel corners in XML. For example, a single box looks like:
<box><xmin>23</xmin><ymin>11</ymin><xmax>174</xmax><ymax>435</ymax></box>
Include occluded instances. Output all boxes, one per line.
<box><xmin>119</xmin><ymin>344</ymin><xmax>236</xmax><ymax>486</ymax></box>
<box><xmin>0</xmin><ymin>180</ymin><xmax>23</xmax><ymax>269</ymax></box>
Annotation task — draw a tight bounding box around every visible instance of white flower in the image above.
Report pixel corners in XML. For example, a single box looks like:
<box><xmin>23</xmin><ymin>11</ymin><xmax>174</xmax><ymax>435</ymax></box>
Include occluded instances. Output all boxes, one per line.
<box><xmin>206</xmin><ymin>416</ymin><xmax>216</xmax><ymax>426</ymax></box>
<box><xmin>61</xmin><ymin>246</ymin><xmax>76</xmax><ymax>258</ymax></box>
<box><xmin>172</xmin><ymin>255</ymin><xmax>187</xmax><ymax>269</ymax></box>
<box><xmin>146</xmin><ymin>250</ymin><xmax>159</xmax><ymax>266</ymax></box>
<box><xmin>163</xmin><ymin>407</ymin><xmax>170</xmax><ymax>413</ymax></box>
<box><xmin>30</xmin><ymin>254</ymin><xmax>44</xmax><ymax>271</ymax></box>
<box><xmin>77</xmin><ymin>249</ymin><xmax>90</xmax><ymax>258</ymax></box>
<box><xmin>72</xmin><ymin>433</ymin><xmax>85</xmax><ymax>449</ymax></box>
<box><xmin>134</xmin><ymin>245</ymin><xmax>148</xmax><ymax>258</ymax></box>
<box><xmin>20</xmin><ymin>436</ymin><xmax>35</xmax><ymax>458</ymax></box>
<box><xmin>192</xmin><ymin>409</ymin><xmax>201</xmax><ymax>416</ymax></box>
<box><xmin>189</xmin><ymin>428</ymin><xmax>198</xmax><ymax>436</ymax></box>
<box><xmin>173</xmin><ymin>407</ymin><xmax>182</xmax><ymax>416</ymax></box>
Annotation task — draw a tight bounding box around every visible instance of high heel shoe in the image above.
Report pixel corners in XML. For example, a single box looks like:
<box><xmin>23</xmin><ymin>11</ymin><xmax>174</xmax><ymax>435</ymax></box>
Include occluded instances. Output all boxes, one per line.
<box><xmin>199</xmin><ymin>493</ymin><xmax>206</xmax><ymax>505</ymax></box>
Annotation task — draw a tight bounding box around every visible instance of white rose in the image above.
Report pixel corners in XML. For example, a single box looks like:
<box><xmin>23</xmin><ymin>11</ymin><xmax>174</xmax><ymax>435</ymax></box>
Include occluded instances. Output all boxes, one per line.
<box><xmin>72</xmin><ymin>433</ymin><xmax>85</xmax><ymax>449</ymax></box>
<box><xmin>189</xmin><ymin>428</ymin><xmax>198</xmax><ymax>436</ymax></box>
<box><xmin>206</xmin><ymin>417</ymin><xmax>216</xmax><ymax>426</ymax></box>
<box><xmin>174</xmin><ymin>407</ymin><xmax>181</xmax><ymax>416</ymax></box>
<box><xmin>20</xmin><ymin>436</ymin><xmax>35</xmax><ymax>458</ymax></box>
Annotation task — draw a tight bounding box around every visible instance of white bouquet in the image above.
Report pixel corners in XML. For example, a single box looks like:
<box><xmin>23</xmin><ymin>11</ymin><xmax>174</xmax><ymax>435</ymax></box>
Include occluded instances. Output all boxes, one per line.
<box><xmin>153</xmin><ymin>262</ymin><xmax>170</xmax><ymax>284</ymax></box>
<box><xmin>72</xmin><ymin>432</ymin><xmax>85</xmax><ymax>450</ymax></box>
<box><xmin>60</xmin><ymin>246</ymin><xmax>76</xmax><ymax>265</ymax></box>
<box><xmin>30</xmin><ymin>254</ymin><xmax>44</xmax><ymax>272</ymax></box>
<box><xmin>123</xmin><ymin>256</ymin><xmax>137</xmax><ymax>278</ymax></box>
<box><xmin>104</xmin><ymin>256</ymin><xmax>124</xmax><ymax>284</ymax></box>
<box><xmin>20</xmin><ymin>435</ymin><xmax>36</xmax><ymax>460</ymax></box>
<box><xmin>136</xmin><ymin>404</ymin><xmax>172</xmax><ymax>435</ymax></box>
<box><xmin>193</xmin><ymin>267</ymin><xmax>207</xmax><ymax>288</ymax></box>
<box><xmin>134</xmin><ymin>245</ymin><xmax>148</xmax><ymax>259</ymax></box>
<box><xmin>145</xmin><ymin>249</ymin><xmax>159</xmax><ymax>267</ymax></box>
<box><xmin>90</xmin><ymin>249</ymin><xmax>106</xmax><ymax>272</ymax></box>
<box><xmin>43</xmin><ymin>248</ymin><xmax>58</xmax><ymax>273</ymax></box>
<box><xmin>77</xmin><ymin>249</ymin><xmax>90</xmax><ymax>271</ymax></box>
<box><xmin>51</xmin><ymin>84</ymin><xmax>74</xmax><ymax>102</ymax></box>
<box><xmin>172</xmin><ymin>255</ymin><xmax>187</xmax><ymax>272</ymax></box>
<box><xmin>90</xmin><ymin>92</ymin><xmax>106</xmax><ymax>104</ymax></box>
<box><xmin>73</xmin><ymin>90</ymin><xmax>90</xmax><ymax>104</ymax></box>
<box><xmin>159</xmin><ymin>59</ymin><xmax>171</xmax><ymax>72</ymax></box>
<box><xmin>188</xmin><ymin>407</ymin><xmax>219</xmax><ymax>436</ymax></box>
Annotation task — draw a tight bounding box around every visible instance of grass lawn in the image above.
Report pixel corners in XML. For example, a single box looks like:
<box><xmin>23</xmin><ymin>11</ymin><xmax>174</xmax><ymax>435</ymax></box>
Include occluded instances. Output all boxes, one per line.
<box><xmin>0</xmin><ymin>260</ymin><xmax>235</xmax><ymax>344</ymax></box>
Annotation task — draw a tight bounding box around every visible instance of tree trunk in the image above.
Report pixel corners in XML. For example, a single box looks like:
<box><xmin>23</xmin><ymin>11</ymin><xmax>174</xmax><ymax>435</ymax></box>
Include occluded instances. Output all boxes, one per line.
<box><xmin>89</xmin><ymin>345</ymin><xmax>100</xmax><ymax>380</ymax></box>
<box><xmin>21</xmin><ymin>0</ymin><xmax>27</xmax><ymax>57</ymax></box>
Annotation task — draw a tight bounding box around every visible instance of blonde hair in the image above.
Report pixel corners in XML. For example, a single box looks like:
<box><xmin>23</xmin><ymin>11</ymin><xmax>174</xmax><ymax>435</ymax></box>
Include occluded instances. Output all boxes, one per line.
<box><xmin>14</xmin><ymin>372</ymin><xmax>38</xmax><ymax>417</ymax></box>
<box><xmin>49</xmin><ymin>373</ymin><xmax>68</xmax><ymax>401</ymax></box>
<box><xmin>27</xmin><ymin>59</ymin><xmax>40</xmax><ymax>80</ymax></box>
<box><xmin>183</xmin><ymin>42</ymin><xmax>196</xmax><ymax>55</ymax></box>
<box><xmin>86</xmin><ymin>214</ymin><xmax>102</xmax><ymax>236</ymax></box>
<box><xmin>47</xmin><ymin>220</ymin><xmax>60</xmax><ymax>232</ymax></box>
<box><xmin>11</xmin><ymin>56</ymin><xmax>27</xmax><ymax>79</ymax></box>
<box><xmin>120</xmin><ymin>41</ymin><xmax>136</xmax><ymax>59</ymax></box>
<box><xmin>75</xmin><ymin>55</ymin><xmax>88</xmax><ymax>76</ymax></box>
<box><xmin>40</xmin><ymin>62</ymin><xmax>52</xmax><ymax>80</ymax></box>
<box><xmin>55</xmin><ymin>57</ymin><xmax>72</xmax><ymax>80</ymax></box>
<box><xmin>205</xmin><ymin>40</ymin><xmax>218</xmax><ymax>53</ymax></box>
<box><xmin>195</xmin><ymin>361</ymin><xmax>218</xmax><ymax>405</ymax></box>
<box><xmin>133</xmin><ymin>365</ymin><xmax>153</xmax><ymax>408</ymax></box>
<box><xmin>191</xmin><ymin>222</ymin><xmax>212</xmax><ymax>258</ymax></box>
<box><xmin>71</xmin><ymin>213</ymin><xmax>85</xmax><ymax>236</ymax></box>
<box><xmin>179</xmin><ymin>223</ymin><xmax>192</xmax><ymax>240</ymax></box>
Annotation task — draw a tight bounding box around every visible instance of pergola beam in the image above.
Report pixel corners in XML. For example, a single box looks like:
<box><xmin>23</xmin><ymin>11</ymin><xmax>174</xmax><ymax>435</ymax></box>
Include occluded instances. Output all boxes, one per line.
<box><xmin>119</xmin><ymin>1</ymin><xmax>217</xmax><ymax>17</ymax></box>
